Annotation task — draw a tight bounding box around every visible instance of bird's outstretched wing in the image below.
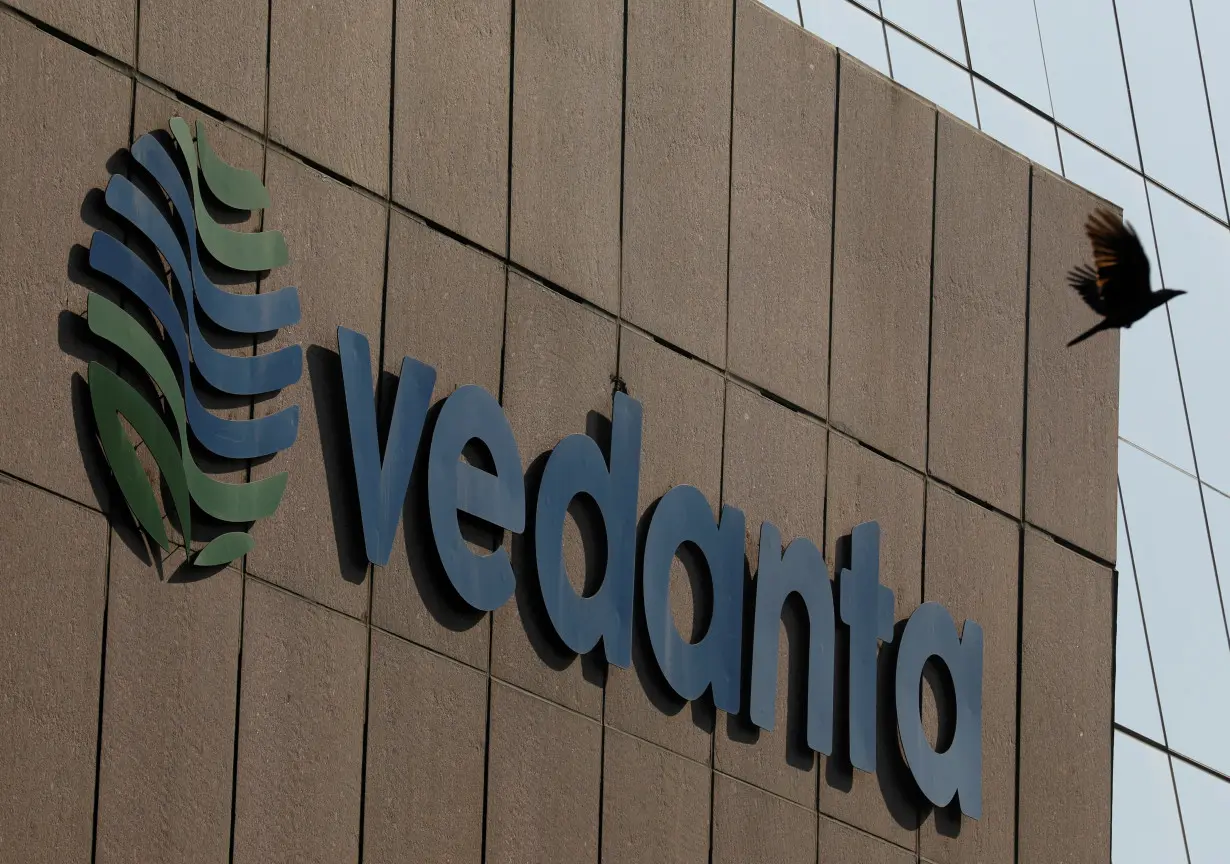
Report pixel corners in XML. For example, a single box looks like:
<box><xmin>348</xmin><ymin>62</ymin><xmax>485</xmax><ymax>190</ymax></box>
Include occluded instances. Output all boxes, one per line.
<box><xmin>1086</xmin><ymin>207</ymin><xmax>1151</xmax><ymax>301</ymax></box>
<box><xmin>1066</xmin><ymin>263</ymin><xmax>1105</xmax><ymax>314</ymax></box>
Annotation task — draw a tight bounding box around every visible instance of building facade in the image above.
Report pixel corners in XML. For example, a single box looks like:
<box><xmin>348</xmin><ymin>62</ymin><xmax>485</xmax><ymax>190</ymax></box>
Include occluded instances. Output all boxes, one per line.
<box><xmin>0</xmin><ymin>0</ymin><xmax>1160</xmax><ymax>862</ymax></box>
<box><xmin>763</xmin><ymin>1</ymin><xmax>1230</xmax><ymax>862</ymax></box>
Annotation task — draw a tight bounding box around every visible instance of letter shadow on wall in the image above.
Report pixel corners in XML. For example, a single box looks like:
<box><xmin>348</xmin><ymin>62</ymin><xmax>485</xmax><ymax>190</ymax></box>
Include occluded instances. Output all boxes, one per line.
<box><xmin>726</xmin><ymin>554</ymin><xmax>815</xmax><ymax>772</ymax></box>
<box><xmin>309</xmin><ymin>344</ymin><xmax>369</xmax><ymax>584</ymax></box>
<box><xmin>824</xmin><ymin>532</ymin><xmax>923</xmax><ymax>833</ymax></box>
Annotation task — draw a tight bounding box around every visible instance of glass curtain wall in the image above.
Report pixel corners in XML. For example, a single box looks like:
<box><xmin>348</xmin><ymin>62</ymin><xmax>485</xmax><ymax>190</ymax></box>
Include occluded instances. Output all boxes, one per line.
<box><xmin>760</xmin><ymin>1</ymin><xmax>1230</xmax><ymax>860</ymax></box>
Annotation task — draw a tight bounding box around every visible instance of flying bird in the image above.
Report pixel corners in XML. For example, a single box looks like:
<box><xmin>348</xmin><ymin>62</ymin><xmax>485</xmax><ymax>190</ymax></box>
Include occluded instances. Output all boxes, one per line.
<box><xmin>1066</xmin><ymin>208</ymin><xmax>1184</xmax><ymax>347</ymax></box>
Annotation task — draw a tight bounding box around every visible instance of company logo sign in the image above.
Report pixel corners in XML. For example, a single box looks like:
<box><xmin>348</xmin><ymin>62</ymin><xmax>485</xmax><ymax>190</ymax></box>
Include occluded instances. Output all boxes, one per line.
<box><xmin>73</xmin><ymin>119</ymin><xmax>983</xmax><ymax>823</ymax></box>
<box><xmin>83</xmin><ymin>118</ymin><xmax>301</xmax><ymax>566</ymax></box>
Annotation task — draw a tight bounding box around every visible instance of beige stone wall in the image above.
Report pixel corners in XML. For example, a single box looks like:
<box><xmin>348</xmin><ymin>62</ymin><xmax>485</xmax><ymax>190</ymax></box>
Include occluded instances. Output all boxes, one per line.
<box><xmin>0</xmin><ymin>1</ymin><xmax>1118</xmax><ymax>862</ymax></box>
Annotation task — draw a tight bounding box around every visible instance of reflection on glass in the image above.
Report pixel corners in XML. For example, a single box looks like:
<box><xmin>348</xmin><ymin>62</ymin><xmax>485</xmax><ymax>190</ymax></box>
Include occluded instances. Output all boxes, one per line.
<box><xmin>960</xmin><ymin>0</ymin><xmax>1052</xmax><ymax>113</ymax></box>
<box><xmin>800</xmin><ymin>0</ymin><xmax>890</xmax><ymax>76</ymax></box>
<box><xmin>757</xmin><ymin>0</ymin><xmax>801</xmax><ymax>25</ymax></box>
<box><xmin>1116</xmin><ymin>0</ymin><xmax>1226</xmax><ymax>218</ymax></box>
<box><xmin>1059</xmin><ymin>133</ymin><xmax>1192</xmax><ymax>473</ymax></box>
<box><xmin>972</xmin><ymin>81</ymin><xmax>1060</xmax><ymax>172</ymax></box>
<box><xmin>1199</xmin><ymin>484</ymin><xmax>1230</xmax><ymax>631</ymax></box>
<box><xmin>1115</xmin><ymin>494</ymin><xmax>1165</xmax><ymax>742</ymax></box>
<box><xmin>1149</xmin><ymin>184</ymin><xmax>1230</xmax><ymax>495</ymax></box>
<box><xmin>1034</xmin><ymin>0</ymin><xmax>1139</xmax><ymax>167</ymax></box>
<box><xmin>1119</xmin><ymin>442</ymin><xmax>1230</xmax><ymax>775</ymax></box>
<box><xmin>1174</xmin><ymin>758</ymin><xmax>1230</xmax><ymax>864</ymax></box>
<box><xmin>879</xmin><ymin>0</ymin><xmax>965</xmax><ymax>63</ymax></box>
<box><xmin>885</xmin><ymin>30</ymin><xmax>976</xmax><ymax>126</ymax></box>
<box><xmin>1112</xmin><ymin>732</ymin><xmax>1187</xmax><ymax>864</ymax></box>
<box><xmin>1193</xmin><ymin>0</ymin><xmax>1230</xmax><ymax>209</ymax></box>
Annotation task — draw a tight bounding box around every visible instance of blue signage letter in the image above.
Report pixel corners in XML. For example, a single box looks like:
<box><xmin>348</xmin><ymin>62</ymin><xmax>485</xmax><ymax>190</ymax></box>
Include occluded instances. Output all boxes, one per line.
<box><xmin>642</xmin><ymin>485</ymin><xmax>745</xmax><ymax>713</ymax></box>
<box><xmin>427</xmin><ymin>385</ymin><xmax>525</xmax><ymax>611</ymax></box>
<box><xmin>749</xmin><ymin>522</ymin><xmax>836</xmax><ymax>754</ymax></box>
<box><xmin>895</xmin><ymin>603</ymin><xmax>984</xmax><ymax>819</ymax></box>
<box><xmin>534</xmin><ymin>392</ymin><xmax>643</xmax><ymax>667</ymax></box>
<box><xmin>840</xmin><ymin>521</ymin><xmax>895</xmax><ymax>773</ymax></box>
<box><xmin>337</xmin><ymin>327</ymin><xmax>435</xmax><ymax>566</ymax></box>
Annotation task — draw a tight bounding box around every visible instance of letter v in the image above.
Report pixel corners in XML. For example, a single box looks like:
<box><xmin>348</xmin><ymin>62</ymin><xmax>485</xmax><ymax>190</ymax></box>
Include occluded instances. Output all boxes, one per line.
<box><xmin>338</xmin><ymin>326</ymin><xmax>436</xmax><ymax>566</ymax></box>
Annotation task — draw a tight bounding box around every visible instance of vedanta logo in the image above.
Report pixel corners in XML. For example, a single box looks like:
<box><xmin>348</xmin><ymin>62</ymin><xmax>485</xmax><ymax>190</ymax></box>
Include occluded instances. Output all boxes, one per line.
<box><xmin>82</xmin><ymin>118</ymin><xmax>301</xmax><ymax>566</ymax></box>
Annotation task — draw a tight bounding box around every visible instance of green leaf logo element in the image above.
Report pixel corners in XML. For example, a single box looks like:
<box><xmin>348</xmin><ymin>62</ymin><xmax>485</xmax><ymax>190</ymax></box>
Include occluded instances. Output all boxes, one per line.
<box><xmin>82</xmin><ymin>118</ymin><xmax>302</xmax><ymax>567</ymax></box>
<box><xmin>170</xmin><ymin>118</ymin><xmax>289</xmax><ymax>272</ymax></box>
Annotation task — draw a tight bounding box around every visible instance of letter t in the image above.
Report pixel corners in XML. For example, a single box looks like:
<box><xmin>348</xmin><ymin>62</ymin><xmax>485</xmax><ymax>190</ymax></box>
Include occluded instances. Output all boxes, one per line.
<box><xmin>840</xmin><ymin>521</ymin><xmax>895</xmax><ymax>773</ymax></box>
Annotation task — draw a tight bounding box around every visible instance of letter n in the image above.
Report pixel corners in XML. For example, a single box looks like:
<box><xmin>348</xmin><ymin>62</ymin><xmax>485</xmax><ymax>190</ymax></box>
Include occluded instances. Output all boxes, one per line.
<box><xmin>749</xmin><ymin>522</ymin><xmax>836</xmax><ymax>755</ymax></box>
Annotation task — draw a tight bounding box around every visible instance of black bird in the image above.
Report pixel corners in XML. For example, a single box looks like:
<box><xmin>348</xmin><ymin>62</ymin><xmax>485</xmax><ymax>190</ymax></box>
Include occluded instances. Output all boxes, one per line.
<box><xmin>1066</xmin><ymin>208</ymin><xmax>1185</xmax><ymax>347</ymax></box>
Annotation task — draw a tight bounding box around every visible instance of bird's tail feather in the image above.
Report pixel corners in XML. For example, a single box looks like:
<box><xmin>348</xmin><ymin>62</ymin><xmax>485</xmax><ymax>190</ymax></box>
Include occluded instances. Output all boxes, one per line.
<box><xmin>1067</xmin><ymin>319</ymin><xmax>1113</xmax><ymax>347</ymax></box>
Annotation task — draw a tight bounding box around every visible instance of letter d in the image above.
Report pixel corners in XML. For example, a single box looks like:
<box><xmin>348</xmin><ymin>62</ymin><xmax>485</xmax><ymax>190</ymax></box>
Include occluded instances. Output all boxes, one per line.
<box><xmin>534</xmin><ymin>392</ymin><xmax>642</xmax><ymax>667</ymax></box>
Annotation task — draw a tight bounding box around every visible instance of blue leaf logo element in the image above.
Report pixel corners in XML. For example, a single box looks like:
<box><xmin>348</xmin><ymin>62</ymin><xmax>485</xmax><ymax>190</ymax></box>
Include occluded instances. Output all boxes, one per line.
<box><xmin>83</xmin><ymin>118</ymin><xmax>302</xmax><ymax>567</ymax></box>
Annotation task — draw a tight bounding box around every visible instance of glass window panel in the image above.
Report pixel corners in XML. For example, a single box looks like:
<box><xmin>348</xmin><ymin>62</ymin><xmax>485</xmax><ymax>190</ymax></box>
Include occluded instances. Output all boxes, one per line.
<box><xmin>886</xmin><ymin>30</ymin><xmax>977</xmax><ymax>127</ymax></box>
<box><xmin>1062</xmin><ymin>131</ymin><xmax>1156</xmax><ymax>260</ymax></box>
<box><xmin>1034</xmin><ymin>0</ymin><xmax>1139</xmax><ymax>167</ymax></box>
<box><xmin>972</xmin><ymin>81</ymin><xmax>1060</xmax><ymax>172</ymax></box>
<box><xmin>960</xmin><ymin>0</ymin><xmax>1052</xmax><ymax>113</ymax></box>
<box><xmin>1199</xmin><ymin>484</ymin><xmax>1230</xmax><ymax>628</ymax></box>
<box><xmin>1174</xmin><ymin>758</ymin><xmax>1230</xmax><ymax>864</ymax></box>
<box><xmin>879</xmin><ymin>0</ymin><xmax>965</xmax><ymax>63</ymax></box>
<box><xmin>801</xmin><ymin>0</ymin><xmax>890</xmax><ymax>76</ymax></box>
<box><xmin>1115</xmin><ymin>493</ymin><xmax>1165</xmax><ymax>742</ymax></box>
<box><xmin>1059</xmin><ymin>133</ymin><xmax>1192</xmax><ymax>473</ymax></box>
<box><xmin>1149</xmin><ymin>184</ymin><xmax>1230</xmax><ymax>494</ymax></box>
<box><xmin>1119</xmin><ymin>441</ymin><xmax>1230</xmax><ymax>775</ymax></box>
<box><xmin>1116</xmin><ymin>0</ymin><xmax>1226</xmax><ymax>218</ymax></box>
<box><xmin>756</xmin><ymin>0</ymin><xmax>801</xmax><ymax>25</ymax></box>
<box><xmin>1112</xmin><ymin>733</ymin><xmax>1187</xmax><ymax>864</ymax></box>
<box><xmin>1057</xmin><ymin>133</ymin><xmax>1157</xmax><ymax>260</ymax></box>
<box><xmin>1193</xmin><ymin>0</ymin><xmax>1230</xmax><ymax>210</ymax></box>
